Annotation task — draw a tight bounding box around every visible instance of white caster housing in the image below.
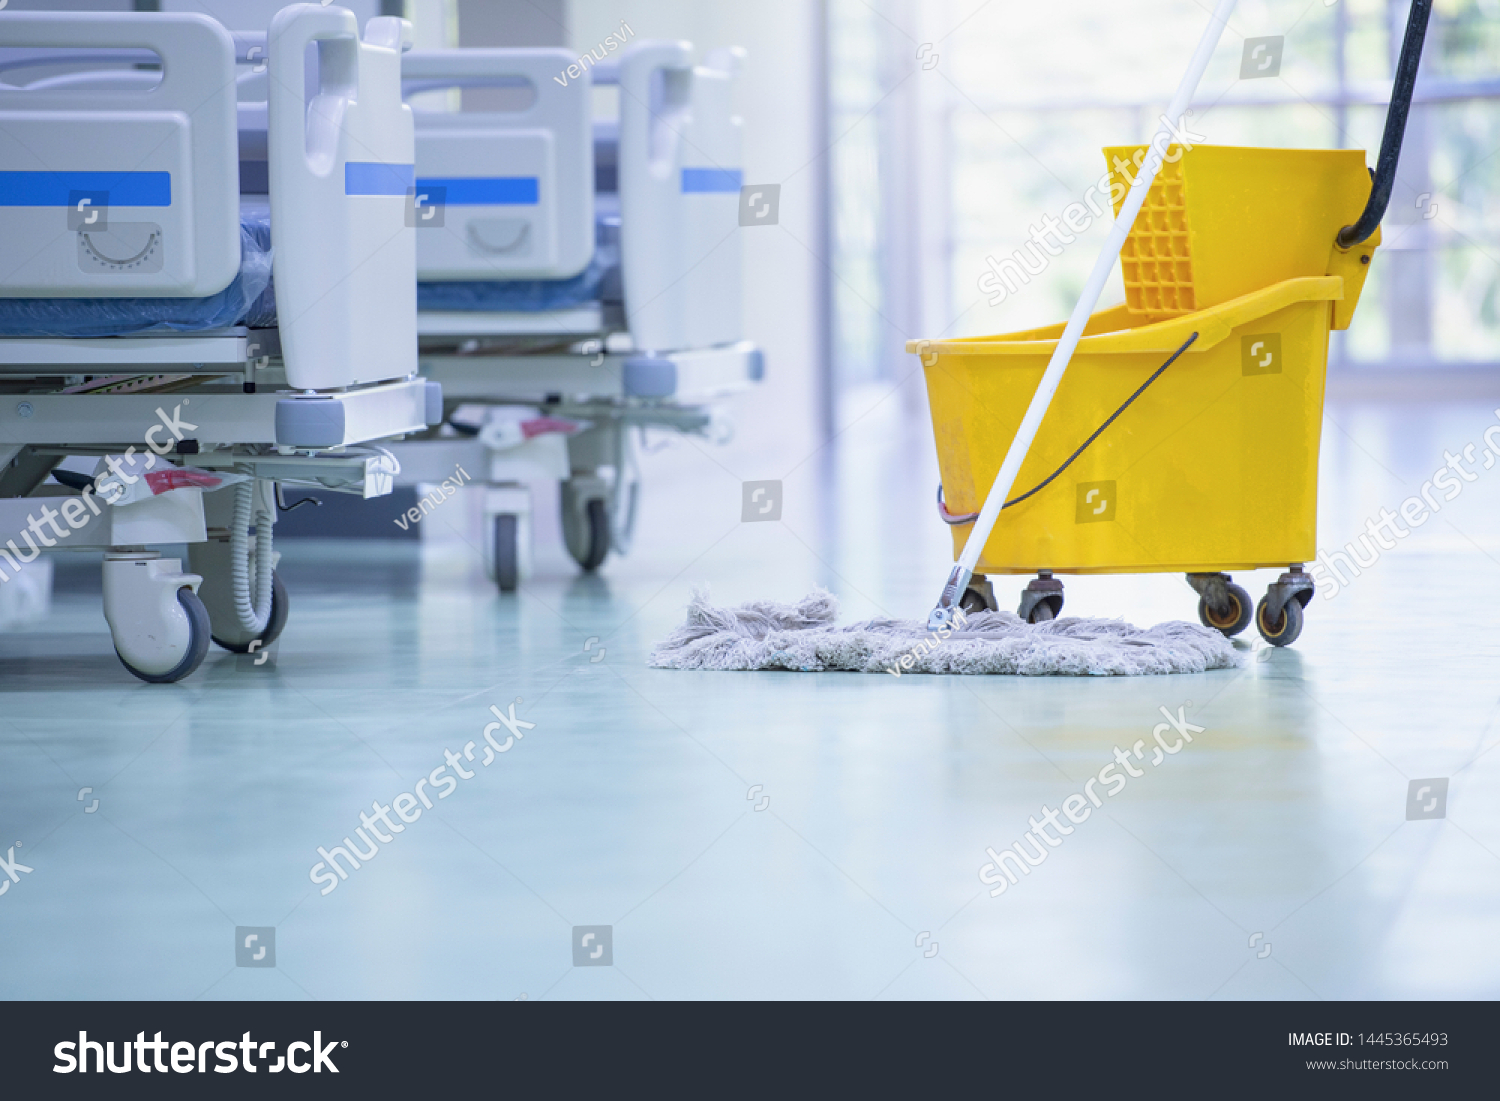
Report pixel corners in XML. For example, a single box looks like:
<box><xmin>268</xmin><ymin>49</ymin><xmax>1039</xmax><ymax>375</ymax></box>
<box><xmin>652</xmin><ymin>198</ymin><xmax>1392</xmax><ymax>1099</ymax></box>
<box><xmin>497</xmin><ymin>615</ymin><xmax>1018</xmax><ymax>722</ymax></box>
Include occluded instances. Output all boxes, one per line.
<box><xmin>102</xmin><ymin>552</ymin><xmax>210</xmax><ymax>683</ymax></box>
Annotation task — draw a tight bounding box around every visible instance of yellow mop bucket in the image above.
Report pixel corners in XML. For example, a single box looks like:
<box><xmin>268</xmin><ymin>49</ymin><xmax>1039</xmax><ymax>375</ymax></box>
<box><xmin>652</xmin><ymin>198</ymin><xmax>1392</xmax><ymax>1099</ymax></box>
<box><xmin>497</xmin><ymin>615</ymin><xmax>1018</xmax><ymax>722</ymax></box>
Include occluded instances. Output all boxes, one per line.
<box><xmin>921</xmin><ymin>274</ymin><xmax>1350</xmax><ymax>575</ymax></box>
<box><xmin>910</xmin><ymin>144</ymin><xmax>1381</xmax><ymax>638</ymax></box>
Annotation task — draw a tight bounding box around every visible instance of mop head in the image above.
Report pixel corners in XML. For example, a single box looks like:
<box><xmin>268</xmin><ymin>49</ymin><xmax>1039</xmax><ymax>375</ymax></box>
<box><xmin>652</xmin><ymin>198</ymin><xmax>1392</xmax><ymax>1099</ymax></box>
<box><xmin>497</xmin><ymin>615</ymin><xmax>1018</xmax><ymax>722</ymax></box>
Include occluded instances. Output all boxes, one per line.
<box><xmin>650</xmin><ymin>588</ymin><xmax>1240</xmax><ymax>676</ymax></box>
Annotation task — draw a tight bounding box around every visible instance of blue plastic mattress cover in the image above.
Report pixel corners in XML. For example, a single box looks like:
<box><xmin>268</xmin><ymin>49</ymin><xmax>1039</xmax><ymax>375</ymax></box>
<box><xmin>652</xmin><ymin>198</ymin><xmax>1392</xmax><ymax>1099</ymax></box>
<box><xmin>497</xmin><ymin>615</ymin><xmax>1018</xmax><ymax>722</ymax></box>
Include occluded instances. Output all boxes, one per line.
<box><xmin>416</xmin><ymin>208</ymin><xmax>620</xmax><ymax>313</ymax></box>
<box><xmin>0</xmin><ymin>200</ymin><xmax>276</xmax><ymax>338</ymax></box>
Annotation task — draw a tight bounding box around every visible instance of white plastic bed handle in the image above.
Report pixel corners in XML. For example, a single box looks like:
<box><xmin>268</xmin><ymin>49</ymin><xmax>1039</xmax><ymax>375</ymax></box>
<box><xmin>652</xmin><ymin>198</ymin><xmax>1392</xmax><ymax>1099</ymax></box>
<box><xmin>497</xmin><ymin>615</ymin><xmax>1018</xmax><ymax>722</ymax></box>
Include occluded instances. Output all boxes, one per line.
<box><xmin>364</xmin><ymin>16</ymin><xmax>413</xmax><ymax>53</ymax></box>
<box><xmin>269</xmin><ymin>4</ymin><xmax>360</xmax><ymax>183</ymax></box>
<box><xmin>613</xmin><ymin>38</ymin><xmax>744</xmax><ymax>353</ymax></box>
<box><xmin>617</xmin><ymin>40</ymin><xmax>694</xmax><ymax>177</ymax></box>
<box><xmin>265</xmin><ymin>3</ymin><xmax>416</xmax><ymax>391</ymax></box>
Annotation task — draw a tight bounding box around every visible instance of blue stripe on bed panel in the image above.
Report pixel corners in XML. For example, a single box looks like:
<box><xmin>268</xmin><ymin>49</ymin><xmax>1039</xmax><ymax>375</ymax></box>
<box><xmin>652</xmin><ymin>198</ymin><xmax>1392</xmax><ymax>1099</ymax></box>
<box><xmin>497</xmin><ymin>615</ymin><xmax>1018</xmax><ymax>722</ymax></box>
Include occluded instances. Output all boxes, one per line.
<box><xmin>680</xmin><ymin>168</ymin><xmax>742</xmax><ymax>194</ymax></box>
<box><xmin>414</xmin><ymin>177</ymin><xmax>540</xmax><ymax>205</ymax></box>
<box><xmin>0</xmin><ymin>171</ymin><xmax>171</xmax><ymax>206</ymax></box>
<box><xmin>344</xmin><ymin>162</ymin><xmax>416</xmax><ymax>196</ymax></box>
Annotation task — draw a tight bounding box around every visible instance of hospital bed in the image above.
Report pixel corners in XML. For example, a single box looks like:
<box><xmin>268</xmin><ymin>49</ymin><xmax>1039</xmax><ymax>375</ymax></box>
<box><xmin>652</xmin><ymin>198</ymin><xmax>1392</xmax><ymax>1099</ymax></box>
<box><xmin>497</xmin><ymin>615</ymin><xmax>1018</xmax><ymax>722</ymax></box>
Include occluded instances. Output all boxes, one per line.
<box><xmin>0</xmin><ymin>5</ymin><xmax>438</xmax><ymax>682</ymax></box>
<box><xmin>387</xmin><ymin>39</ymin><xmax>762</xmax><ymax>590</ymax></box>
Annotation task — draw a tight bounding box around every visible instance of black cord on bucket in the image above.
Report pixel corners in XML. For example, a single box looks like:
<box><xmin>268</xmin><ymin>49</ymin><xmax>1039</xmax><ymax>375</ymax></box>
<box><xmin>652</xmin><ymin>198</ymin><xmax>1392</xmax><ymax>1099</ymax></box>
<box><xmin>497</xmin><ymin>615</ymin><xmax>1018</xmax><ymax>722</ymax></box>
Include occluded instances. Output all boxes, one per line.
<box><xmin>1002</xmin><ymin>330</ymin><xmax>1199</xmax><ymax>508</ymax></box>
<box><xmin>938</xmin><ymin>330</ymin><xmax>1200</xmax><ymax>524</ymax></box>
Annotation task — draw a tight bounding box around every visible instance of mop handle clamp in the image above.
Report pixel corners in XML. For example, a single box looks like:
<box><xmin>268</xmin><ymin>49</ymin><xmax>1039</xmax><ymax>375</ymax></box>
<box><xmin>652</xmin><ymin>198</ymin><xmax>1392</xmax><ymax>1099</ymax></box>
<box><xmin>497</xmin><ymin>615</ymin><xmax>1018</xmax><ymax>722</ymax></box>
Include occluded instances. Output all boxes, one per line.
<box><xmin>928</xmin><ymin>564</ymin><xmax>973</xmax><ymax>632</ymax></box>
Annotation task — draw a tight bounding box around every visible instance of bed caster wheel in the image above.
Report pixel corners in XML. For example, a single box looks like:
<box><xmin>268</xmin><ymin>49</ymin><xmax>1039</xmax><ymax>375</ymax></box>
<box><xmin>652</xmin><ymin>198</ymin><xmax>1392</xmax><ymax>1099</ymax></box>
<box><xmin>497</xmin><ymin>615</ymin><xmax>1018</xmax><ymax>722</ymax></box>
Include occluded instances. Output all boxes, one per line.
<box><xmin>1018</xmin><ymin>571</ymin><xmax>1063</xmax><ymax>624</ymax></box>
<box><xmin>959</xmin><ymin>576</ymin><xmax>997</xmax><ymax>616</ymax></box>
<box><xmin>1255</xmin><ymin>594</ymin><xmax>1304</xmax><ymax>647</ymax></box>
<box><xmin>103</xmin><ymin>552</ymin><xmax>211</xmax><ymax>684</ymax></box>
<box><xmin>492</xmin><ymin>515</ymin><xmax>520</xmax><ymax>593</ymax></box>
<box><xmin>115</xmin><ymin>589</ymin><xmax>210</xmax><ymax>684</ymax></box>
<box><xmin>1198</xmin><ymin>582</ymin><xmax>1252</xmax><ymax>637</ymax></box>
<box><xmin>482</xmin><ymin>486</ymin><xmax>532</xmax><ymax>593</ymax></box>
<box><xmin>561</xmin><ymin>478</ymin><xmax>609</xmax><ymax>573</ymax></box>
<box><xmin>211</xmin><ymin>571</ymin><xmax>289</xmax><ymax>653</ymax></box>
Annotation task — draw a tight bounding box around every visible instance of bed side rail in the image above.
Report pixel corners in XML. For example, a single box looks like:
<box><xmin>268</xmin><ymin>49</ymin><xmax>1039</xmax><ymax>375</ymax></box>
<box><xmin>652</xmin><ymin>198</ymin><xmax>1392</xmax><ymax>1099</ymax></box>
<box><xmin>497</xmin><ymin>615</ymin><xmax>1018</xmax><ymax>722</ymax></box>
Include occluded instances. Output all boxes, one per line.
<box><xmin>402</xmin><ymin>48</ymin><xmax>593</xmax><ymax>282</ymax></box>
<box><xmin>617</xmin><ymin>40</ymin><xmax>745</xmax><ymax>353</ymax></box>
<box><xmin>268</xmin><ymin>4</ymin><xmax>416</xmax><ymax>390</ymax></box>
<box><xmin>0</xmin><ymin>12</ymin><xmax>239</xmax><ymax>299</ymax></box>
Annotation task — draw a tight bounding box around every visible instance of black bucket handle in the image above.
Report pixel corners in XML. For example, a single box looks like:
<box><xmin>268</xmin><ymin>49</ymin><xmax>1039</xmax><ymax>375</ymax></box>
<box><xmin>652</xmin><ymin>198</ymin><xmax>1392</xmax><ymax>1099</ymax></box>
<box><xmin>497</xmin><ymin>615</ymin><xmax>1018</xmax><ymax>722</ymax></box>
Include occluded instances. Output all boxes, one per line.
<box><xmin>1336</xmin><ymin>0</ymin><xmax>1434</xmax><ymax>249</ymax></box>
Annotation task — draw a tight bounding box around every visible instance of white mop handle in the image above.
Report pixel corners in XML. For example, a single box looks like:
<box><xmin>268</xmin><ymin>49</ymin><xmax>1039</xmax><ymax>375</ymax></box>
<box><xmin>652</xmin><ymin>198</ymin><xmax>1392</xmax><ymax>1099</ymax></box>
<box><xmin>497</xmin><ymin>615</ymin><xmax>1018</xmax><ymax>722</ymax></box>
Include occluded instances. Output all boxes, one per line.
<box><xmin>952</xmin><ymin>0</ymin><xmax>1237</xmax><ymax>576</ymax></box>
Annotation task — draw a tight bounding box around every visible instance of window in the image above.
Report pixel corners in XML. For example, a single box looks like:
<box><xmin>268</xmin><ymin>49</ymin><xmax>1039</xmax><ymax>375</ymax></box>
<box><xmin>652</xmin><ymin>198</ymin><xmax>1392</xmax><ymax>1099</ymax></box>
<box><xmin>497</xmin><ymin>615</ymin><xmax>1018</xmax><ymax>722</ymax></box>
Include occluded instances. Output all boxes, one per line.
<box><xmin>831</xmin><ymin>0</ymin><xmax>1500</xmax><ymax>375</ymax></box>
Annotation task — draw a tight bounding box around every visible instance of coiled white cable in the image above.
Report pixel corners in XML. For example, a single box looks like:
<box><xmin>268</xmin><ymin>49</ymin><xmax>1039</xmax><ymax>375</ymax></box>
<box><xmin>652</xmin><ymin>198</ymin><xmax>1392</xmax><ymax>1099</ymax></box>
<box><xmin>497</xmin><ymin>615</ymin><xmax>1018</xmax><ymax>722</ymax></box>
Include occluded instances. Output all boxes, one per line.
<box><xmin>231</xmin><ymin>478</ymin><xmax>274</xmax><ymax>636</ymax></box>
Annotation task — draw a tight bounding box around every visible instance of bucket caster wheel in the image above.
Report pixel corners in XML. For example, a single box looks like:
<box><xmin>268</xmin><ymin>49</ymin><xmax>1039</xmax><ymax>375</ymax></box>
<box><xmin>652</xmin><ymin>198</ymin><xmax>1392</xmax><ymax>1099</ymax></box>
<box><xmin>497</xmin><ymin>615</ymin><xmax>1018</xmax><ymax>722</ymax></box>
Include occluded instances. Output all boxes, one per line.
<box><xmin>1256</xmin><ymin>566</ymin><xmax>1314</xmax><ymax>647</ymax></box>
<box><xmin>562</xmin><ymin>479</ymin><xmax>610</xmax><ymax>573</ymax></box>
<box><xmin>1255</xmin><ymin>594</ymin><xmax>1304</xmax><ymax>647</ymax></box>
<box><xmin>211</xmin><ymin>571</ymin><xmax>289</xmax><ymax>653</ymax></box>
<box><xmin>1198</xmin><ymin>583</ymin><xmax>1252</xmax><ymax>636</ymax></box>
<box><xmin>1028</xmin><ymin>601</ymin><xmax>1058</xmax><ymax>623</ymax></box>
<box><xmin>1187</xmin><ymin>572</ymin><xmax>1253</xmax><ymax>637</ymax></box>
<box><xmin>959</xmin><ymin>575</ymin><xmax>997</xmax><ymax>616</ymax></box>
<box><xmin>1018</xmin><ymin>571</ymin><xmax>1063</xmax><ymax>624</ymax></box>
<box><xmin>116</xmin><ymin>588</ymin><xmax>211</xmax><ymax>684</ymax></box>
<box><xmin>492</xmin><ymin>515</ymin><xmax>520</xmax><ymax>593</ymax></box>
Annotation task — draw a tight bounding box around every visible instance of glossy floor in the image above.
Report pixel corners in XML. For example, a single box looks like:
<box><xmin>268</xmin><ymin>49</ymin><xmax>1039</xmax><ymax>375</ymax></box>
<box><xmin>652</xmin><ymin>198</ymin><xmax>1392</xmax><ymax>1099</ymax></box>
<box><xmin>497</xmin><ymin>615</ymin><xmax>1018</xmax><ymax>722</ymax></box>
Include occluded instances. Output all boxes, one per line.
<box><xmin>2</xmin><ymin>390</ymin><xmax>1498</xmax><ymax>1000</ymax></box>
